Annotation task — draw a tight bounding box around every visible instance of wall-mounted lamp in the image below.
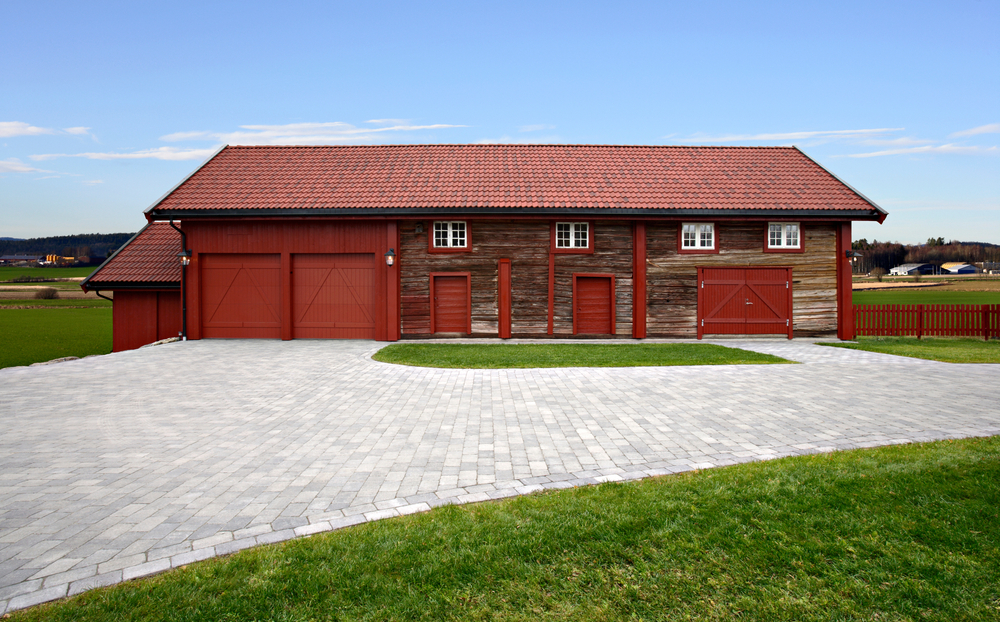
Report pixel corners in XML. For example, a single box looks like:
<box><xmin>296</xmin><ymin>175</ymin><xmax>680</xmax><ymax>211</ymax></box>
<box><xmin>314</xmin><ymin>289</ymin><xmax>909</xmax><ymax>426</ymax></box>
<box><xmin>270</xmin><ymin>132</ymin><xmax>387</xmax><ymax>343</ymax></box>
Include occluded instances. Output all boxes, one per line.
<box><xmin>385</xmin><ymin>248</ymin><xmax>396</xmax><ymax>267</ymax></box>
<box><xmin>415</xmin><ymin>222</ymin><xmax>424</xmax><ymax>233</ymax></box>
<box><xmin>845</xmin><ymin>250</ymin><xmax>862</xmax><ymax>264</ymax></box>
<box><xmin>177</xmin><ymin>249</ymin><xmax>192</xmax><ymax>266</ymax></box>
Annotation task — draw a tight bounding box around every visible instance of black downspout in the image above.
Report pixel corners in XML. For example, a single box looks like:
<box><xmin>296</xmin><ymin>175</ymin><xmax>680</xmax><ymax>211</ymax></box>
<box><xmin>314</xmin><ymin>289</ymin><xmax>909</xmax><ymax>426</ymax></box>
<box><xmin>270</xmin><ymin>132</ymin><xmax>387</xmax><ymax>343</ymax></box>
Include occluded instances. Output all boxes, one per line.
<box><xmin>95</xmin><ymin>291</ymin><xmax>113</xmax><ymax>302</ymax></box>
<box><xmin>168</xmin><ymin>220</ymin><xmax>188</xmax><ymax>340</ymax></box>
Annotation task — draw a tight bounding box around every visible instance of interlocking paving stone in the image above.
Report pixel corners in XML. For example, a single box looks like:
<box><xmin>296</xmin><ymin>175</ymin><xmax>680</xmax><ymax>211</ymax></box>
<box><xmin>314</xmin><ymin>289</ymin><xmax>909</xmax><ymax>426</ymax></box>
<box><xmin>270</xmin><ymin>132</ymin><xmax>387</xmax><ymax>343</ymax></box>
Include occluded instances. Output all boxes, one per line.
<box><xmin>1</xmin><ymin>338</ymin><xmax>998</xmax><ymax>613</ymax></box>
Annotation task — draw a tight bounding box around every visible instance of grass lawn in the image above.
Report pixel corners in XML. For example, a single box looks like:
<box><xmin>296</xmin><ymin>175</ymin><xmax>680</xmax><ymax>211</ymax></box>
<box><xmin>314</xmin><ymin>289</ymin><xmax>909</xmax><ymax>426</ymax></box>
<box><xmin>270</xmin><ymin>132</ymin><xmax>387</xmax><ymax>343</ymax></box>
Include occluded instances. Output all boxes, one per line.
<box><xmin>0</xmin><ymin>308</ymin><xmax>111</xmax><ymax>368</ymax></box>
<box><xmin>0</xmin><ymin>266</ymin><xmax>96</xmax><ymax>281</ymax></box>
<box><xmin>853</xmin><ymin>289</ymin><xmax>1000</xmax><ymax>305</ymax></box>
<box><xmin>373</xmin><ymin>343</ymin><xmax>791</xmax><ymax>368</ymax></box>
<box><xmin>822</xmin><ymin>337</ymin><xmax>1000</xmax><ymax>364</ymax></box>
<box><xmin>14</xmin><ymin>437</ymin><xmax>1000</xmax><ymax>621</ymax></box>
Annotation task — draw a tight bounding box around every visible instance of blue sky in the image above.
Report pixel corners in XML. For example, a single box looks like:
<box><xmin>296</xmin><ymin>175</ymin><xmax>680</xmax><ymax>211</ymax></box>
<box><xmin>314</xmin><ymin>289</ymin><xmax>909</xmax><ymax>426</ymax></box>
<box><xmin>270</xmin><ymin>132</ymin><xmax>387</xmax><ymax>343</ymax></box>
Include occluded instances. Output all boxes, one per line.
<box><xmin>2</xmin><ymin>0</ymin><xmax>998</xmax><ymax>244</ymax></box>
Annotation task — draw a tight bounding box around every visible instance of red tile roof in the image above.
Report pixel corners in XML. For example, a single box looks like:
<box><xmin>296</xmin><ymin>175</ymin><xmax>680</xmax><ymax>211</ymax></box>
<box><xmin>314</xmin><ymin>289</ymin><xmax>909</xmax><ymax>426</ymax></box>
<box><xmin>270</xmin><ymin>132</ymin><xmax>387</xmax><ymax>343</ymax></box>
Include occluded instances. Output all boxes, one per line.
<box><xmin>82</xmin><ymin>222</ymin><xmax>180</xmax><ymax>290</ymax></box>
<box><xmin>147</xmin><ymin>145</ymin><xmax>885</xmax><ymax>218</ymax></box>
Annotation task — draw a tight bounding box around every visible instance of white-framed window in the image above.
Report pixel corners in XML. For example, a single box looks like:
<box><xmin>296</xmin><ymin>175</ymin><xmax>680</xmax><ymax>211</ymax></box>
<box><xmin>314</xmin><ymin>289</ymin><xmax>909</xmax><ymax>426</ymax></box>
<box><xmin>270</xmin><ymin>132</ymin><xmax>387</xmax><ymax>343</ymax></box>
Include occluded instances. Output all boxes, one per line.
<box><xmin>433</xmin><ymin>221</ymin><xmax>467</xmax><ymax>248</ymax></box>
<box><xmin>556</xmin><ymin>222</ymin><xmax>589</xmax><ymax>248</ymax></box>
<box><xmin>768</xmin><ymin>223</ymin><xmax>800</xmax><ymax>249</ymax></box>
<box><xmin>681</xmin><ymin>223</ymin><xmax>715</xmax><ymax>250</ymax></box>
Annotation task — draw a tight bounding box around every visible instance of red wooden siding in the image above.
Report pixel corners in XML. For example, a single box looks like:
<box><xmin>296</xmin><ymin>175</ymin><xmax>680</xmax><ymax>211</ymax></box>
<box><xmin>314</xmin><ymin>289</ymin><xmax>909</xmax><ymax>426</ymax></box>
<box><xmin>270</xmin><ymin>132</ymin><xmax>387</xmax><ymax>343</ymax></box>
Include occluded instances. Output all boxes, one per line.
<box><xmin>855</xmin><ymin>304</ymin><xmax>1000</xmax><ymax>339</ymax></box>
<box><xmin>112</xmin><ymin>290</ymin><xmax>180</xmax><ymax>352</ymax></box>
<box><xmin>573</xmin><ymin>275</ymin><xmax>615</xmax><ymax>335</ymax></box>
<box><xmin>431</xmin><ymin>273</ymin><xmax>471</xmax><ymax>334</ymax></box>
<box><xmin>292</xmin><ymin>253</ymin><xmax>376</xmax><ymax>339</ymax></box>
<box><xmin>183</xmin><ymin>220</ymin><xmax>397</xmax><ymax>341</ymax></box>
<box><xmin>200</xmin><ymin>254</ymin><xmax>281</xmax><ymax>338</ymax></box>
<box><xmin>698</xmin><ymin>267</ymin><xmax>793</xmax><ymax>338</ymax></box>
<box><xmin>157</xmin><ymin>292</ymin><xmax>181</xmax><ymax>342</ymax></box>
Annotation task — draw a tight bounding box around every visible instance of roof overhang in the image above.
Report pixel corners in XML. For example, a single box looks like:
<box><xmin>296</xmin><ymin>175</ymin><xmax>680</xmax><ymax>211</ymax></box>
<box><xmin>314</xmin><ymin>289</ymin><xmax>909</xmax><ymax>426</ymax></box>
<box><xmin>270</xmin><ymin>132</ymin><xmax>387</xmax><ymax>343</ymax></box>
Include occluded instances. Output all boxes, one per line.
<box><xmin>148</xmin><ymin>206</ymin><xmax>887</xmax><ymax>221</ymax></box>
<box><xmin>82</xmin><ymin>281</ymin><xmax>179</xmax><ymax>293</ymax></box>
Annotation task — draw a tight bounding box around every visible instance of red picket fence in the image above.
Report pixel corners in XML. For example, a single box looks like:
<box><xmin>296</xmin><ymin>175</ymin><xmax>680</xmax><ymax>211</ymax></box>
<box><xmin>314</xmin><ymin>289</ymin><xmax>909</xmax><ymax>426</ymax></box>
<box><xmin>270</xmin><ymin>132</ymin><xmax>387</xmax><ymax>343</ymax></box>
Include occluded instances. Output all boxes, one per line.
<box><xmin>854</xmin><ymin>304</ymin><xmax>1000</xmax><ymax>339</ymax></box>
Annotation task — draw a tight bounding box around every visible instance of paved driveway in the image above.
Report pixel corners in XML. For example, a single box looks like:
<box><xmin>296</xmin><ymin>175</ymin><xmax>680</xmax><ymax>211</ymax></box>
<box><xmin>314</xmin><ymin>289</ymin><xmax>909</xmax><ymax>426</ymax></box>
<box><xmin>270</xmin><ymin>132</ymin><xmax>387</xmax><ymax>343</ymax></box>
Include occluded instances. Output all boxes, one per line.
<box><xmin>1</xmin><ymin>339</ymin><xmax>998</xmax><ymax>613</ymax></box>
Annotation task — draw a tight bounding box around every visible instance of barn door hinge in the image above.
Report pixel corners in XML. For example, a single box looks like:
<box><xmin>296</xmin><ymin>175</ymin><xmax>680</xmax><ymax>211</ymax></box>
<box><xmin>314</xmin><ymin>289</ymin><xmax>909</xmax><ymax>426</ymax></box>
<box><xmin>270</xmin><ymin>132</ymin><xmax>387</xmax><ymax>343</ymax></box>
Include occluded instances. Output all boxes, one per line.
<box><xmin>786</xmin><ymin>319</ymin><xmax>789</xmax><ymax>327</ymax></box>
<box><xmin>701</xmin><ymin>280</ymin><xmax>704</xmax><ymax>288</ymax></box>
<box><xmin>786</xmin><ymin>281</ymin><xmax>789</xmax><ymax>289</ymax></box>
<box><xmin>701</xmin><ymin>319</ymin><xmax>704</xmax><ymax>326</ymax></box>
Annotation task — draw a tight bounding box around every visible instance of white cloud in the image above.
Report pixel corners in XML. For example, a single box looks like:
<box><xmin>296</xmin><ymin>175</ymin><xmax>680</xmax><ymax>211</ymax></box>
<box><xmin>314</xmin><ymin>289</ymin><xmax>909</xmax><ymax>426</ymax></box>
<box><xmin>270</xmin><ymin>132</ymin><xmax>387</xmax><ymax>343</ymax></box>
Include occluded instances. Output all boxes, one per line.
<box><xmin>31</xmin><ymin>146</ymin><xmax>222</xmax><ymax>162</ymax></box>
<box><xmin>159</xmin><ymin>121</ymin><xmax>467</xmax><ymax>145</ymax></box>
<box><xmin>518</xmin><ymin>124</ymin><xmax>555</xmax><ymax>133</ymax></box>
<box><xmin>0</xmin><ymin>122</ymin><xmax>57</xmax><ymax>138</ymax></box>
<box><xmin>857</xmin><ymin>136</ymin><xmax>935</xmax><ymax>147</ymax></box>
<box><xmin>0</xmin><ymin>158</ymin><xmax>52</xmax><ymax>173</ymax></box>
<box><xmin>949</xmin><ymin>123</ymin><xmax>1000</xmax><ymax>138</ymax></box>
<box><xmin>365</xmin><ymin>119</ymin><xmax>410</xmax><ymax>125</ymax></box>
<box><xmin>839</xmin><ymin>144</ymin><xmax>999</xmax><ymax>158</ymax></box>
<box><xmin>675</xmin><ymin>128</ymin><xmax>905</xmax><ymax>144</ymax></box>
<box><xmin>0</xmin><ymin>122</ymin><xmax>95</xmax><ymax>138</ymax></box>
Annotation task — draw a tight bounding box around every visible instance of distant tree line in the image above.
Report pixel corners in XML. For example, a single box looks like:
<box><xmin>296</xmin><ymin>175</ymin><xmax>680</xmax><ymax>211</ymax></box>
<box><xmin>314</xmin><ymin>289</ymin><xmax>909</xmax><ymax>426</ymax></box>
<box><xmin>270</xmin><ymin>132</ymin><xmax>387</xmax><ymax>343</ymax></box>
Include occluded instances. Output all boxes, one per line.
<box><xmin>852</xmin><ymin>238</ymin><xmax>1000</xmax><ymax>273</ymax></box>
<box><xmin>0</xmin><ymin>233</ymin><xmax>136</xmax><ymax>260</ymax></box>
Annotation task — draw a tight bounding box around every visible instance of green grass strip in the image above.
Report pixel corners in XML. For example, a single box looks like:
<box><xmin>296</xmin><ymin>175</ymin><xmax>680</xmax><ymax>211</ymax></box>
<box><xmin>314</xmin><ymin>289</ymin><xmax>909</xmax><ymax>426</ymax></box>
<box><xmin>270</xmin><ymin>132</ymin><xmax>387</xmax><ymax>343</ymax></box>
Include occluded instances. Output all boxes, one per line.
<box><xmin>0</xmin><ymin>266</ymin><xmax>95</xmax><ymax>280</ymax></box>
<box><xmin>372</xmin><ymin>343</ymin><xmax>791</xmax><ymax>368</ymax></box>
<box><xmin>0</xmin><ymin>308</ymin><xmax>111</xmax><ymax>368</ymax></box>
<box><xmin>0</xmin><ymin>299</ymin><xmax>112</xmax><ymax>308</ymax></box>
<box><xmin>15</xmin><ymin>437</ymin><xmax>1000</xmax><ymax>621</ymax></box>
<box><xmin>821</xmin><ymin>337</ymin><xmax>1000</xmax><ymax>364</ymax></box>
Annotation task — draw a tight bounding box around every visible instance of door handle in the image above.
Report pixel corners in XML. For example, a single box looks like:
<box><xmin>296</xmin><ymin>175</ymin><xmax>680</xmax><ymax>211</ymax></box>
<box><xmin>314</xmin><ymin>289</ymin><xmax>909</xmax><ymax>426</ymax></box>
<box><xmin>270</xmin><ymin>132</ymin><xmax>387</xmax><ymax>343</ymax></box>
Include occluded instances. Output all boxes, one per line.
<box><xmin>745</xmin><ymin>300</ymin><xmax>753</xmax><ymax>305</ymax></box>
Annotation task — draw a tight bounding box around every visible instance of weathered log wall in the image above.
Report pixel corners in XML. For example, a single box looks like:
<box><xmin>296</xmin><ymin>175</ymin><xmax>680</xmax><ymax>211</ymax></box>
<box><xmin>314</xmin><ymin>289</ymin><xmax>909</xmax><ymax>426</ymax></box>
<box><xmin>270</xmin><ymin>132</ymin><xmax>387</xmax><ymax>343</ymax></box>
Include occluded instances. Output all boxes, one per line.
<box><xmin>399</xmin><ymin>220</ymin><xmax>634</xmax><ymax>337</ymax></box>
<box><xmin>646</xmin><ymin>222</ymin><xmax>838</xmax><ymax>337</ymax></box>
<box><xmin>400</xmin><ymin>219</ymin><xmax>838</xmax><ymax>338</ymax></box>
<box><xmin>551</xmin><ymin>223</ymin><xmax>633</xmax><ymax>337</ymax></box>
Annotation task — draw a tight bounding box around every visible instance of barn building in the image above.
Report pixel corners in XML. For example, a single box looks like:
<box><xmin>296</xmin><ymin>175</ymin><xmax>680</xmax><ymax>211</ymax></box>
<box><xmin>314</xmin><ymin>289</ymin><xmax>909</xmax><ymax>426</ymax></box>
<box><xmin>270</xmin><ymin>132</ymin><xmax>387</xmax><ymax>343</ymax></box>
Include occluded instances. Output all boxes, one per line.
<box><xmin>83</xmin><ymin>144</ymin><xmax>887</xmax><ymax>351</ymax></box>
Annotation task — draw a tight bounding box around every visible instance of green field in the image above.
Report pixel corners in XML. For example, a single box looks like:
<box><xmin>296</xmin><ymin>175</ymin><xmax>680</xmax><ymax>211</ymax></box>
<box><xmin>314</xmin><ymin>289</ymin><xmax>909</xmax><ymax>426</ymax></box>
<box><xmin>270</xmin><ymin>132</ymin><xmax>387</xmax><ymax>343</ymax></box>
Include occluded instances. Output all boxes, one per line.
<box><xmin>853</xmin><ymin>289</ymin><xmax>1000</xmax><ymax>305</ymax></box>
<box><xmin>373</xmin><ymin>343</ymin><xmax>791</xmax><ymax>368</ymax></box>
<box><xmin>0</xmin><ymin>266</ymin><xmax>96</xmax><ymax>281</ymax></box>
<box><xmin>14</xmin><ymin>437</ymin><xmax>1000</xmax><ymax>622</ymax></box>
<box><xmin>0</xmin><ymin>308</ymin><xmax>111</xmax><ymax>368</ymax></box>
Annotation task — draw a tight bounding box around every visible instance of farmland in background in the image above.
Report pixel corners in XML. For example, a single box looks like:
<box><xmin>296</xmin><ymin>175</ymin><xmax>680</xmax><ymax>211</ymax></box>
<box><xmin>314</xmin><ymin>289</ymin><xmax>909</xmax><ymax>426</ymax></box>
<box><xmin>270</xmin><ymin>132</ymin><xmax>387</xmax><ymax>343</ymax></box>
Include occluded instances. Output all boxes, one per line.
<box><xmin>853</xmin><ymin>288</ymin><xmax>1000</xmax><ymax>305</ymax></box>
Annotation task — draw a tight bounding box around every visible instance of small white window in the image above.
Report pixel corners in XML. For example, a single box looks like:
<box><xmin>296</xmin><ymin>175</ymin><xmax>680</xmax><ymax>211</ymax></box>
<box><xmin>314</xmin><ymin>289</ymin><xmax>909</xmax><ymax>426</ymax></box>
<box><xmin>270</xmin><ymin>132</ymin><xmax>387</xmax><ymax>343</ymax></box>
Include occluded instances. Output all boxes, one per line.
<box><xmin>768</xmin><ymin>223</ymin><xmax>800</xmax><ymax>249</ymax></box>
<box><xmin>433</xmin><ymin>221</ymin><xmax>467</xmax><ymax>248</ymax></box>
<box><xmin>681</xmin><ymin>223</ymin><xmax>715</xmax><ymax>250</ymax></box>
<box><xmin>556</xmin><ymin>222</ymin><xmax>589</xmax><ymax>248</ymax></box>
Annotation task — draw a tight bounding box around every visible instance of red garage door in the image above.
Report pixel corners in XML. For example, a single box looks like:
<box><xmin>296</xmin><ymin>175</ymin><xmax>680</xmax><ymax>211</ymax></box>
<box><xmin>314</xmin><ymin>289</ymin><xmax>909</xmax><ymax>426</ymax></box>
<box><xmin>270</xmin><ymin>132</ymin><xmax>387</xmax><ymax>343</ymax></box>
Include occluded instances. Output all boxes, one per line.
<box><xmin>201</xmin><ymin>254</ymin><xmax>281</xmax><ymax>338</ymax></box>
<box><xmin>574</xmin><ymin>275</ymin><xmax>615</xmax><ymax>335</ymax></box>
<box><xmin>698</xmin><ymin>267</ymin><xmax>792</xmax><ymax>339</ymax></box>
<box><xmin>293</xmin><ymin>254</ymin><xmax>376</xmax><ymax>339</ymax></box>
<box><xmin>432</xmin><ymin>274</ymin><xmax>470</xmax><ymax>334</ymax></box>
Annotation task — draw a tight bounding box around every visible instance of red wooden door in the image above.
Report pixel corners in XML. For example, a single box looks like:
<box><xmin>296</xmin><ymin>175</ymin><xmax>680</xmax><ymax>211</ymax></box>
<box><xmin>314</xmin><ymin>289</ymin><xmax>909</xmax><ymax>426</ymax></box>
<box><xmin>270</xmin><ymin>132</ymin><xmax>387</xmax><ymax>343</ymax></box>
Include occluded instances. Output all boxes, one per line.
<box><xmin>201</xmin><ymin>254</ymin><xmax>281</xmax><ymax>338</ymax></box>
<box><xmin>292</xmin><ymin>254</ymin><xmax>376</xmax><ymax>339</ymax></box>
<box><xmin>744</xmin><ymin>268</ymin><xmax>791</xmax><ymax>335</ymax></box>
<box><xmin>433</xmin><ymin>274</ymin><xmax>470</xmax><ymax>334</ymax></box>
<box><xmin>575</xmin><ymin>276</ymin><xmax>614</xmax><ymax>335</ymax></box>
<box><xmin>498</xmin><ymin>259</ymin><xmax>511</xmax><ymax>339</ymax></box>
<box><xmin>699</xmin><ymin>267</ymin><xmax>792</xmax><ymax>338</ymax></box>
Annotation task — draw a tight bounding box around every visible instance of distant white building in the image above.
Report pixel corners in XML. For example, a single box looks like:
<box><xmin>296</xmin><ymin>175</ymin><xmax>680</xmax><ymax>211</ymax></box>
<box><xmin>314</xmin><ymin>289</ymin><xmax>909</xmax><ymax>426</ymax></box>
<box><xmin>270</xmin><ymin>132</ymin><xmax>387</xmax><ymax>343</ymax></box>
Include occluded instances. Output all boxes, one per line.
<box><xmin>889</xmin><ymin>263</ymin><xmax>934</xmax><ymax>276</ymax></box>
<box><xmin>940</xmin><ymin>262</ymin><xmax>978</xmax><ymax>274</ymax></box>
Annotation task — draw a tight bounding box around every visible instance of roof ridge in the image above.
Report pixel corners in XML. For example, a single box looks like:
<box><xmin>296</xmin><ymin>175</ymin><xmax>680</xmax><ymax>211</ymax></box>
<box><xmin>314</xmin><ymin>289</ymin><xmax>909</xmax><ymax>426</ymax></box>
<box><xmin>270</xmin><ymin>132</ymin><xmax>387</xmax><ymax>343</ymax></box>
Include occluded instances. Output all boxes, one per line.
<box><xmin>223</xmin><ymin>144</ymin><xmax>798</xmax><ymax>149</ymax></box>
